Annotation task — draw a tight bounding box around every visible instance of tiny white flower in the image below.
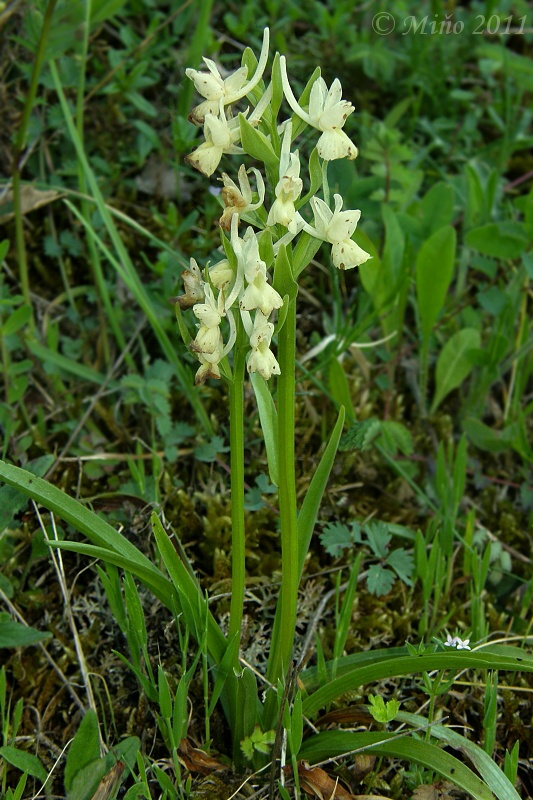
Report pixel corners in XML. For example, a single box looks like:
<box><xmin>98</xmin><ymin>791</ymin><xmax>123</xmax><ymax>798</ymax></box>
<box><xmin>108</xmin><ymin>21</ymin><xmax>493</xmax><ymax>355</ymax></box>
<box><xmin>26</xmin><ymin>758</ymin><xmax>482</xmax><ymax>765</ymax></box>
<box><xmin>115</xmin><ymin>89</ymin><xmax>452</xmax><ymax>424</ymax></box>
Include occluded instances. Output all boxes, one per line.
<box><xmin>444</xmin><ymin>634</ymin><xmax>471</xmax><ymax>651</ymax></box>
<box><xmin>176</xmin><ymin>258</ymin><xmax>205</xmax><ymax>309</ymax></box>
<box><xmin>186</xmin><ymin>29</ymin><xmax>270</xmax><ymax>126</ymax></box>
<box><xmin>280</xmin><ymin>57</ymin><xmax>358</xmax><ymax>161</ymax></box>
<box><xmin>185</xmin><ymin>107</ymin><xmax>243</xmax><ymax>177</ymax></box>
<box><xmin>219</xmin><ymin>165</ymin><xmax>265</xmax><ymax>230</ymax></box>
<box><xmin>304</xmin><ymin>194</ymin><xmax>371</xmax><ymax>270</ymax></box>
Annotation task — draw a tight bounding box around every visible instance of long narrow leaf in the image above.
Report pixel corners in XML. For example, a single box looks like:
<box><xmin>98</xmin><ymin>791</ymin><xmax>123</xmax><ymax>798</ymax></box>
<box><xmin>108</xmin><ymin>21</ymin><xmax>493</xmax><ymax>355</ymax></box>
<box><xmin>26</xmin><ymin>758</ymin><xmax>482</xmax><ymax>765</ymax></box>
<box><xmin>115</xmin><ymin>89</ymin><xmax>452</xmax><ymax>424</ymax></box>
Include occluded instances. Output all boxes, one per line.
<box><xmin>0</xmin><ymin>460</ymin><xmax>162</xmax><ymax>572</ymax></box>
<box><xmin>298</xmin><ymin>730</ymin><xmax>495</xmax><ymax>800</ymax></box>
<box><xmin>297</xmin><ymin>406</ymin><xmax>345</xmax><ymax>575</ymax></box>
<box><xmin>250</xmin><ymin>372</ymin><xmax>278</xmax><ymax>486</ymax></box>
<box><xmin>302</xmin><ymin>649</ymin><xmax>533</xmax><ymax>716</ymax></box>
<box><xmin>397</xmin><ymin>711</ymin><xmax>521</xmax><ymax>800</ymax></box>
<box><xmin>49</xmin><ymin>540</ymin><xmax>173</xmax><ymax>608</ymax></box>
<box><xmin>150</xmin><ymin>513</ymin><xmax>226</xmax><ymax>663</ymax></box>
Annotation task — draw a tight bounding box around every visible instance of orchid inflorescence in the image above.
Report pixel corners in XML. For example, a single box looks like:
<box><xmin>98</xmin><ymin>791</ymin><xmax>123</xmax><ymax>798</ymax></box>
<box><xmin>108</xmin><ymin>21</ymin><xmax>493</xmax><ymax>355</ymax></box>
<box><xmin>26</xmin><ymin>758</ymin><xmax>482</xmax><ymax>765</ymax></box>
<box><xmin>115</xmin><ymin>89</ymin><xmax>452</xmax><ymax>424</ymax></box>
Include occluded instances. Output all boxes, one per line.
<box><xmin>177</xmin><ymin>28</ymin><xmax>371</xmax><ymax>385</ymax></box>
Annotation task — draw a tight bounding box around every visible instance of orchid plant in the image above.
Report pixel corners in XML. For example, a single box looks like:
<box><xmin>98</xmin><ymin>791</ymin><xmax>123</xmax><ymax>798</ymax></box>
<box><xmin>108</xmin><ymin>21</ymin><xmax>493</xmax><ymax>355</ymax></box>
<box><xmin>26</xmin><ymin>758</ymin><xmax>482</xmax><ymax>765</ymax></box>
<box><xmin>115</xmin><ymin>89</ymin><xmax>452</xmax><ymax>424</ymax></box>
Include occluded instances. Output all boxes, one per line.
<box><xmin>176</xmin><ymin>28</ymin><xmax>371</xmax><ymax>698</ymax></box>
<box><xmin>1</xmin><ymin>27</ymin><xmax>532</xmax><ymax>799</ymax></box>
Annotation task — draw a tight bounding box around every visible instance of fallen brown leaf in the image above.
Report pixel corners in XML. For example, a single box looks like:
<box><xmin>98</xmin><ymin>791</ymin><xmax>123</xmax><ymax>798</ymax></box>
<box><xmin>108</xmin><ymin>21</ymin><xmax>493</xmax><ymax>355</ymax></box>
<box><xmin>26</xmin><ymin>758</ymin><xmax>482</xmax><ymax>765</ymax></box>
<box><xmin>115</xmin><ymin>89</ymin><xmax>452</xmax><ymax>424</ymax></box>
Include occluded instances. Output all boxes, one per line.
<box><xmin>296</xmin><ymin>760</ymin><xmax>355</xmax><ymax>800</ymax></box>
<box><xmin>0</xmin><ymin>184</ymin><xmax>63</xmax><ymax>223</ymax></box>
<box><xmin>177</xmin><ymin>738</ymin><xmax>227</xmax><ymax>774</ymax></box>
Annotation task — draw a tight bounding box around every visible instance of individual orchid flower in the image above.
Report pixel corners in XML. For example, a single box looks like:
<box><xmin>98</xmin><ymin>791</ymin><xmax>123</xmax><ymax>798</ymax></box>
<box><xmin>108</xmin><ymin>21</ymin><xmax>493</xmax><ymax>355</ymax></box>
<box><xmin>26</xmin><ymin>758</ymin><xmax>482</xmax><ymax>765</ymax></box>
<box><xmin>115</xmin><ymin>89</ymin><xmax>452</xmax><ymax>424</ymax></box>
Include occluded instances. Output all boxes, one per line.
<box><xmin>192</xmin><ymin>284</ymin><xmax>224</xmax><ymax>329</ymax></box>
<box><xmin>219</xmin><ymin>165</ymin><xmax>266</xmax><ymax>230</ymax></box>
<box><xmin>247</xmin><ymin>310</ymin><xmax>281</xmax><ymax>380</ymax></box>
<box><xmin>280</xmin><ymin>56</ymin><xmax>358</xmax><ymax>161</ymax></box>
<box><xmin>186</xmin><ymin>28</ymin><xmax>270</xmax><ymax>126</ymax></box>
<box><xmin>237</xmin><ymin>227</ymin><xmax>283</xmax><ymax>316</ymax></box>
<box><xmin>176</xmin><ymin>258</ymin><xmax>205</xmax><ymax>309</ymax></box>
<box><xmin>303</xmin><ymin>193</ymin><xmax>371</xmax><ymax>270</ymax></box>
<box><xmin>209</xmin><ymin>258</ymin><xmax>234</xmax><ymax>290</ymax></box>
<box><xmin>185</xmin><ymin>105</ymin><xmax>243</xmax><ymax>177</ymax></box>
<box><xmin>194</xmin><ymin>351</ymin><xmax>223</xmax><ymax>384</ymax></box>
<box><xmin>267</xmin><ymin>122</ymin><xmax>303</xmax><ymax>231</ymax></box>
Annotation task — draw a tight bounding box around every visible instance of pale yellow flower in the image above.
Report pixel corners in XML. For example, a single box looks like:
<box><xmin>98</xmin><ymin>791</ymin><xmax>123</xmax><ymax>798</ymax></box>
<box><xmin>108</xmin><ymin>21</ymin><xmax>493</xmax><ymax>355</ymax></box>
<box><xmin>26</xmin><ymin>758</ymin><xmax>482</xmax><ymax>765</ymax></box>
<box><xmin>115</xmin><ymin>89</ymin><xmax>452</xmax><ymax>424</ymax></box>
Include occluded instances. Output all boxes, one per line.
<box><xmin>304</xmin><ymin>194</ymin><xmax>371</xmax><ymax>270</ymax></box>
<box><xmin>219</xmin><ymin>165</ymin><xmax>265</xmax><ymax>230</ymax></box>
<box><xmin>280</xmin><ymin>57</ymin><xmax>358</xmax><ymax>161</ymax></box>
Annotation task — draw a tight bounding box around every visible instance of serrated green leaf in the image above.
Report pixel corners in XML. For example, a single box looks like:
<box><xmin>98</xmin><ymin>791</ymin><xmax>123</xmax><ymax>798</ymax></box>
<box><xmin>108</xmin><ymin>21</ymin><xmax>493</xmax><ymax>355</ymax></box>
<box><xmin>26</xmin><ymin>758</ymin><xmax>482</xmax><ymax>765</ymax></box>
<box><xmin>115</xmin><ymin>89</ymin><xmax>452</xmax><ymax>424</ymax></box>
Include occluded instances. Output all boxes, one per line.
<box><xmin>386</xmin><ymin>548</ymin><xmax>414</xmax><ymax>586</ymax></box>
<box><xmin>339</xmin><ymin>419</ymin><xmax>381</xmax><ymax>452</ymax></box>
<box><xmin>367</xmin><ymin>565</ymin><xmax>395</xmax><ymax>596</ymax></box>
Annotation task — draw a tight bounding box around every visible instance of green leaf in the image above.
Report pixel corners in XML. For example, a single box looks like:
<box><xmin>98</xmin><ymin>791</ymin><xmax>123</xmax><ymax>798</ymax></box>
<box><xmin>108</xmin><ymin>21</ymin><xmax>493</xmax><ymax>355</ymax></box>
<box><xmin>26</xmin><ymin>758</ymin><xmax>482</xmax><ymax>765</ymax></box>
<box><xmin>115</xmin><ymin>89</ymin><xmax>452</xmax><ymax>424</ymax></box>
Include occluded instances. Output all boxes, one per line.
<box><xmin>386</xmin><ymin>548</ymin><xmax>414</xmax><ymax>586</ymax></box>
<box><xmin>319</xmin><ymin>521</ymin><xmax>360</xmax><ymax>558</ymax></box>
<box><xmin>0</xmin><ymin>455</ymin><xmax>54</xmax><ymax>531</ymax></box>
<box><xmin>298</xmin><ymin>731</ymin><xmax>495</xmax><ymax>800</ymax></box>
<box><xmin>339</xmin><ymin>418</ymin><xmax>381</xmax><ymax>452</ymax></box>
<box><xmin>367</xmin><ymin>694</ymin><xmax>400</xmax><ymax>723</ymax></box>
<box><xmin>302</xmin><ymin>649</ymin><xmax>533</xmax><ymax>717</ymax></box>
<box><xmin>416</xmin><ymin>226</ymin><xmax>456</xmax><ymax>342</ymax></box>
<box><xmin>364</xmin><ymin>521</ymin><xmax>391</xmax><ymax>558</ymax></box>
<box><xmin>0</xmin><ymin>745</ymin><xmax>48</xmax><ymax>783</ymax></box>
<box><xmin>462</xmin><ymin>418</ymin><xmax>514</xmax><ymax>453</ymax></box>
<box><xmin>238</xmin><ymin>114</ymin><xmax>279</xmax><ymax>171</ymax></box>
<box><xmin>0</xmin><ymin>460</ymin><xmax>176</xmax><ymax>608</ymax></box>
<box><xmin>297</xmin><ymin>406</ymin><xmax>345</xmax><ymax>575</ymax></box>
<box><xmin>366</xmin><ymin>565</ymin><xmax>395</xmax><ymax>596</ymax></box>
<box><xmin>397</xmin><ymin>711</ymin><xmax>521</xmax><ymax>800</ymax></box>
<box><xmin>250</xmin><ymin>373</ymin><xmax>278</xmax><ymax>486</ymax></box>
<box><xmin>379</xmin><ymin>421</ymin><xmax>413</xmax><ymax>456</ymax></box>
<box><xmin>1</xmin><ymin>305</ymin><xmax>32</xmax><ymax>337</ymax></box>
<box><xmin>431</xmin><ymin>328</ymin><xmax>481</xmax><ymax>412</ymax></box>
<box><xmin>415</xmin><ymin>181</ymin><xmax>455</xmax><ymax>236</ymax></box>
<box><xmin>0</xmin><ymin>619</ymin><xmax>52</xmax><ymax>648</ymax></box>
<box><xmin>0</xmin><ymin>240</ymin><xmax>9</xmax><ymax>261</ymax></box>
<box><xmin>64</xmin><ymin>709</ymin><xmax>101</xmax><ymax>792</ymax></box>
<box><xmin>466</xmin><ymin>222</ymin><xmax>529</xmax><ymax>260</ymax></box>
<box><xmin>150</xmin><ymin>513</ymin><xmax>226</xmax><ymax>664</ymax></box>
<box><xmin>194</xmin><ymin>436</ymin><xmax>230</xmax><ymax>462</ymax></box>
<box><xmin>273</xmin><ymin>243</ymin><xmax>297</xmax><ymax>300</ymax></box>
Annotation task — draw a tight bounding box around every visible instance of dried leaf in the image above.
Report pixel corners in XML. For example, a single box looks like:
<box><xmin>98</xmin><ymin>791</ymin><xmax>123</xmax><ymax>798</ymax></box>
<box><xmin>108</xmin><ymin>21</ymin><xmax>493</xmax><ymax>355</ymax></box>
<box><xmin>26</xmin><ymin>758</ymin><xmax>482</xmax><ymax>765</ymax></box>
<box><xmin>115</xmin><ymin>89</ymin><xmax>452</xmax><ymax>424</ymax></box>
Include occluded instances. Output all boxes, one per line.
<box><xmin>352</xmin><ymin>754</ymin><xmax>376</xmax><ymax>780</ymax></box>
<box><xmin>90</xmin><ymin>761</ymin><xmax>125</xmax><ymax>800</ymax></box>
<box><xmin>297</xmin><ymin>760</ymin><xmax>354</xmax><ymax>800</ymax></box>
<box><xmin>412</xmin><ymin>780</ymin><xmax>456</xmax><ymax>800</ymax></box>
<box><xmin>0</xmin><ymin>185</ymin><xmax>63</xmax><ymax>223</ymax></box>
<box><xmin>177</xmin><ymin>738</ymin><xmax>227</xmax><ymax>774</ymax></box>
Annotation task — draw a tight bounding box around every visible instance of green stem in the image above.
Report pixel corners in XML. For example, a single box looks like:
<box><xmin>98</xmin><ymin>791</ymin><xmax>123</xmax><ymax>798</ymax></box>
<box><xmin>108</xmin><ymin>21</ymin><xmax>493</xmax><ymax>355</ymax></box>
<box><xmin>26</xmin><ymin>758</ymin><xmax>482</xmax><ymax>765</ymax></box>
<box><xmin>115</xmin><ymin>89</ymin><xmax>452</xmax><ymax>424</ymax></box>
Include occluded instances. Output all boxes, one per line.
<box><xmin>267</xmin><ymin>297</ymin><xmax>299</xmax><ymax>686</ymax></box>
<box><xmin>228</xmin><ymin>348</ymin><xmax>246</xmax><ymax>656</ymax></box>
<box><xmin>12</xmin><ymin>0</ymin><xmax>58</xmax><ymax>321</ymax></box>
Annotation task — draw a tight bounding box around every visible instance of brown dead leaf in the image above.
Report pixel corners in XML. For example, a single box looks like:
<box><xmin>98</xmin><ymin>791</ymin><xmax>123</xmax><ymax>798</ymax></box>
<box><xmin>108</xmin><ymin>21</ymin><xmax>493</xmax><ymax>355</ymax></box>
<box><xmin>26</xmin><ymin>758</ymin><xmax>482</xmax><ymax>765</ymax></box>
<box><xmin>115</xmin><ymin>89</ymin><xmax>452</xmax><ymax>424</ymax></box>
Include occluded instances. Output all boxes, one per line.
<box><xmin>412</xmin><ymin>780</ymin><xmax>456</xmax><ymax>800</ymax></box>
<box><xmin>177</xmin><ymin>738</ymin><xmax>227</xmax><ymax>774</ymax></box>
<box><xmin>296</xmin><ymin>760</ymin><xmax>355</xmax><ymax>800</ymax></box>
<box><xmin>352</xmin><ymin>754</ymin><xmax>376</xmax><ymax>780</ymax></box>
<box><xmin>0</xmin><ymin>184</ymin><xmax>63</xmax><ymax>223</ymax></box>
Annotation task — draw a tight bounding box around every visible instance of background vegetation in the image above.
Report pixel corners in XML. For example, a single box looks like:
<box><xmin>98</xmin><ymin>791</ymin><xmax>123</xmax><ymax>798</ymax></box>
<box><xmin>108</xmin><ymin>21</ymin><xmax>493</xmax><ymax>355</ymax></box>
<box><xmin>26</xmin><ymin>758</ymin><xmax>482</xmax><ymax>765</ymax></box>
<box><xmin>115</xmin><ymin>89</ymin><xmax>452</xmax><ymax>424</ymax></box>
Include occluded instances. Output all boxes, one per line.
<box><xmin>0</xmin><ymin>0</ymin><xmax>532</xmax><ymax>797</ymax></box>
